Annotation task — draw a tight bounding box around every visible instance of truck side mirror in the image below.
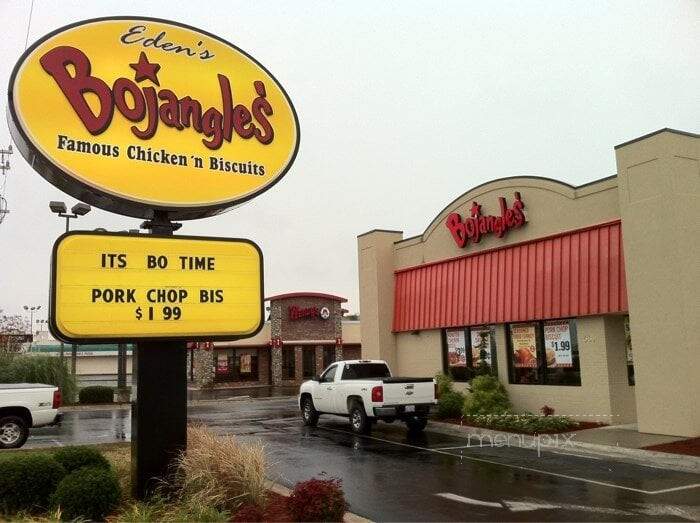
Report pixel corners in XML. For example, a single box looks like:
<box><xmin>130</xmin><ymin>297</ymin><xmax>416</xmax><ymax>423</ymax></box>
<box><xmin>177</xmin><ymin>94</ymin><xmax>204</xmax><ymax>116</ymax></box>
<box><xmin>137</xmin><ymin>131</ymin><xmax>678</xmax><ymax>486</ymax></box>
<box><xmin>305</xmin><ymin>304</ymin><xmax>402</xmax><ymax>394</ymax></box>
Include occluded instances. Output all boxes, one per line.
<box><xmin>313</xmin><ymin>376</ymin><xmax>321</xmax><ymax>382</ymax></box>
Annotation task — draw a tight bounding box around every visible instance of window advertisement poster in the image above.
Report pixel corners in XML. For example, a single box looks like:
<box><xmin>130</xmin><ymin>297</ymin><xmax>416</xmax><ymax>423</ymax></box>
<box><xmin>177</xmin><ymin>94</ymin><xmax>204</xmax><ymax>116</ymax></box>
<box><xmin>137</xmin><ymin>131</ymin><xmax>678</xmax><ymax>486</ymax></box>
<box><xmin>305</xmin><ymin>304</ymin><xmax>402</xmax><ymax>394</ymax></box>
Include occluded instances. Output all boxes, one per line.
<box><xmin>511</xmin><ymin>323</ymin><xmax>538</xmax><ymax>368</ymax></box>
<box><xmin>471</xmin><ymin>327</ymin><xmax>492</xmax><ymax>366</ymax></box>
<box><xmin>240</xmin><ymin>354</ymin><xmax>252</xmax><ymax>374</ymax></box>
<box><xmin>543</xmin><ymin>320</ymin><xmax>573</xmax><ymax>368</ymax></box>
<box><xmin>446</xmin><ymin>329</ymin><xmax>467</xmax><ymax>367</ymax></box>
<box><xmin>216</xmin><ymin>354</ymin><xmax>229</xmax><ymax>374</ymax></box>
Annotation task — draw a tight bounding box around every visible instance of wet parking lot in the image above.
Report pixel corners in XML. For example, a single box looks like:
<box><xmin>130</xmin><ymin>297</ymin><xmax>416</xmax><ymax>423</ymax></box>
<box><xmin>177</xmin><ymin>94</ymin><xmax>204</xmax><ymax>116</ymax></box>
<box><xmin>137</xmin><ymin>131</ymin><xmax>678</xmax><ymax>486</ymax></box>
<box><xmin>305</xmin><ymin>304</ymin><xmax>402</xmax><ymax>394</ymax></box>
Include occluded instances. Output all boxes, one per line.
<box><xmin>24</xmin><ymin>397</ymin><xmax>700</xmax><ymax>522</ymax></box>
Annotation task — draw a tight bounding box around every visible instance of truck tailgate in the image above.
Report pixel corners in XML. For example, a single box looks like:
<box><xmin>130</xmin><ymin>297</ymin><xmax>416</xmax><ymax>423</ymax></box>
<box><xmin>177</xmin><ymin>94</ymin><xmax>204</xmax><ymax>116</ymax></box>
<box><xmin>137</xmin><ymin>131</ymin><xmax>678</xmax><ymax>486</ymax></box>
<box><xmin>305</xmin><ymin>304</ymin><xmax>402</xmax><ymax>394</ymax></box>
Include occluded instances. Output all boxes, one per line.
<box><xmin>382</xmin><ymin>380</ymin><xmax>434</xmax><ymax>405</ymax></box>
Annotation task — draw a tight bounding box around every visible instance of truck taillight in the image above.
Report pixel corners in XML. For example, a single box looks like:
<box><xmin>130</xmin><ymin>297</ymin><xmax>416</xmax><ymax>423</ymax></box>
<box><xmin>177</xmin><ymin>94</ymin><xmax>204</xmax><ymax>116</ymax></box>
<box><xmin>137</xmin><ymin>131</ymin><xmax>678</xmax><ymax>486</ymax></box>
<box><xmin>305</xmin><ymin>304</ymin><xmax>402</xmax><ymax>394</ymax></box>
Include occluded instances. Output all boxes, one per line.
<box><xmin>52</xmin><ymin>389</ymin><xmax>62</xmax><ymax>409</ymax></box>
<box><xmin>435</xmin><ymin>382</ymin><xmax>440</xmax><ymax>400</ymax></box>
<box><xmin>371</xmin><ymin>385</ymin><xmax>383</xmax><ymax>403</ymax></box>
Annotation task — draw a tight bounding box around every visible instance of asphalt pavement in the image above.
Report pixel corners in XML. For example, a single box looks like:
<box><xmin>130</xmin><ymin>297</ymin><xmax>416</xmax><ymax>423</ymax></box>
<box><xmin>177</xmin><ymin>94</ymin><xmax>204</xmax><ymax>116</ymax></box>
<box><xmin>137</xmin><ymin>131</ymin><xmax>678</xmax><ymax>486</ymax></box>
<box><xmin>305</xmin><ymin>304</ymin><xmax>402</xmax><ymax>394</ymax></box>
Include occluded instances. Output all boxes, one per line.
<box><xmin>22</xmin><ymin>397</ymin><xmax>700</xmax><ymax>522</ymax></box>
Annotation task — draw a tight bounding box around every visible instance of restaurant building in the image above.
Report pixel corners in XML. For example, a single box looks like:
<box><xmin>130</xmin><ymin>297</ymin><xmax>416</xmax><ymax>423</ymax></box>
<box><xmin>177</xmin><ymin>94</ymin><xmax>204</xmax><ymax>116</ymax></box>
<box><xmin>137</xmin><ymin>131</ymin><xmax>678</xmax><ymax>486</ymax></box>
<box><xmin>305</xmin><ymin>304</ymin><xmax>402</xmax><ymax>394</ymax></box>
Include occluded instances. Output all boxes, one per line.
<box><xmin>358</xmin><ymin>129</ymin><xmax>698</xmax><ymax>437</ymax></box>
<box><xmin>191</xmin><ymin>292</ymin><xmax>361</xmax><ymax>387</ymax></box>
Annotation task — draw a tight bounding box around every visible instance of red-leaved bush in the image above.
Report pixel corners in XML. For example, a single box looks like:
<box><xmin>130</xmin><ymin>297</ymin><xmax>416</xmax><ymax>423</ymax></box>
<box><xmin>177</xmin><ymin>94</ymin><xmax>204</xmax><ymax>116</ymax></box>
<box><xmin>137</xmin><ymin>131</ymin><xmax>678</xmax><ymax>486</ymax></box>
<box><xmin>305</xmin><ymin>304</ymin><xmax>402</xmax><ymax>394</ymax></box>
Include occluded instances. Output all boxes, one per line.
<box><xmin>232</xmin><ymin>503</ymin><xmax>265</xmax><ymax>522</ymax></box>
<box><xmin>540</xmin><ymin>405</ymin><xmax>555</xmax><ymax>417</ymax></box>
<box><xmin>287</xmin><ymin>478</ymin><xmax>348</xmax><ymax>522</ymax></box>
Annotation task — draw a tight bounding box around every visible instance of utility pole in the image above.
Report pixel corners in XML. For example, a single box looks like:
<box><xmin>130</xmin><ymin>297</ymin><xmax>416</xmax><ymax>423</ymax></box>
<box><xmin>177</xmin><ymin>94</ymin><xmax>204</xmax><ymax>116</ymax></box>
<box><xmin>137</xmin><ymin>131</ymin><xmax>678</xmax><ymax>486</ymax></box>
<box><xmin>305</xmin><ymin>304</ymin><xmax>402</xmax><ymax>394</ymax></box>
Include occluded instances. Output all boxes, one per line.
<box><xmin>0</xmin><ymin>144</ymin><xmax>12</xmax><ymax>226</ymax></box>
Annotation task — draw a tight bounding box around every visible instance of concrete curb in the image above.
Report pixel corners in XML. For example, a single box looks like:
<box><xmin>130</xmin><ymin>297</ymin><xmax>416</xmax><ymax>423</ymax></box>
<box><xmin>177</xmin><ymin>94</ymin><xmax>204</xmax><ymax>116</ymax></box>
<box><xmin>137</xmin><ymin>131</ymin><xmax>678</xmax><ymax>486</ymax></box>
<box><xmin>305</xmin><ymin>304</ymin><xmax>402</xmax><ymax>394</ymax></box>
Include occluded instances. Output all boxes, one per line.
<box><xmin>269</xmin><ymin>482</ymin><xmax>372</xmax><ymax>523</ymax></box>
<box><xmin>429</xmin><ymin>421</ymin><xmax>700</xmax><ymax>474</ymax></box>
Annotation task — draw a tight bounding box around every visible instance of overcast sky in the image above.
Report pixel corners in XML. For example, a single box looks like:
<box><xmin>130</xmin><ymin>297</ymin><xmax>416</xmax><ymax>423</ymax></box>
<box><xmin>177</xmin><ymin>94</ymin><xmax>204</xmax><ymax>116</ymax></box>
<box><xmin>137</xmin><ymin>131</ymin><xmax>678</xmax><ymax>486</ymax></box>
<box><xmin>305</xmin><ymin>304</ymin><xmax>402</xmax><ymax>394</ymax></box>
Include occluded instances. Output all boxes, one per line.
<box><xmin>0</xmin><ymin>0</ymin><xmax>698</xmax><ymax>323</ymax></box>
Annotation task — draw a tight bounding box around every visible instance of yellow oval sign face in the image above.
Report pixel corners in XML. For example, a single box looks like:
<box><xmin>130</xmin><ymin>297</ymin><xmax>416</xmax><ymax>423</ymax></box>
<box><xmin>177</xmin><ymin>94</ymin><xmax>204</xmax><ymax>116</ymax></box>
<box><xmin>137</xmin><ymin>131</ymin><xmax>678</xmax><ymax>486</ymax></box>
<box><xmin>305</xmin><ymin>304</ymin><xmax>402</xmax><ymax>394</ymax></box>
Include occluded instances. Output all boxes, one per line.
<box><xmin>8</xmin><ymin>17</ymin><xmax>299</xmax><ymax>219</ymax></box>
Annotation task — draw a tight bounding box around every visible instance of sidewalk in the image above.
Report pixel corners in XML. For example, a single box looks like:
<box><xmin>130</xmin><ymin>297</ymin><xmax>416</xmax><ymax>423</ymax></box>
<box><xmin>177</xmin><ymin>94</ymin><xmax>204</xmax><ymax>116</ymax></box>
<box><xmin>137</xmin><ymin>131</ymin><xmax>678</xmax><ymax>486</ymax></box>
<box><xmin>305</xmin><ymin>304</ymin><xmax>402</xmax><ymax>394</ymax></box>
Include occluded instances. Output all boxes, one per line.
<box><xmin>430</xmin><ymin>420</ymin><xmax>700</xmax><ymax>474</ymax></box>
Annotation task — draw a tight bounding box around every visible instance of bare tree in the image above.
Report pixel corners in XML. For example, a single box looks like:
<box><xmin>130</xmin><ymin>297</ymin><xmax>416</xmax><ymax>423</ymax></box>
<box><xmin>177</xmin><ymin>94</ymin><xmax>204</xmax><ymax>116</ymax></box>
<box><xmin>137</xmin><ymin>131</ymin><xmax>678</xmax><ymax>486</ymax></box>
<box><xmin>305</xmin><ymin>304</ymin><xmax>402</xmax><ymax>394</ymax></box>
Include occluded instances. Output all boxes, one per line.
<box><xmin>0</xmin><ymin>309</ymin><xmax>29</xmax><ymax>353</ymax></box>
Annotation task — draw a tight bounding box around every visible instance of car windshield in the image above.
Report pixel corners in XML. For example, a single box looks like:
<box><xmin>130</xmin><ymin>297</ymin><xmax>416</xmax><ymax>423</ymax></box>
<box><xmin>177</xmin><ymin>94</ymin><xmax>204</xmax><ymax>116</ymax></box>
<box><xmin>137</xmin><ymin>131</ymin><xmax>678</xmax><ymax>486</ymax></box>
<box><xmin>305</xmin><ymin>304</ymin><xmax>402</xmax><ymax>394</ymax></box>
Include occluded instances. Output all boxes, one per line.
<box><xmin>342</xmin><ymin>363</ymin><xmax>391</xmax><ymax>380</ymax></box>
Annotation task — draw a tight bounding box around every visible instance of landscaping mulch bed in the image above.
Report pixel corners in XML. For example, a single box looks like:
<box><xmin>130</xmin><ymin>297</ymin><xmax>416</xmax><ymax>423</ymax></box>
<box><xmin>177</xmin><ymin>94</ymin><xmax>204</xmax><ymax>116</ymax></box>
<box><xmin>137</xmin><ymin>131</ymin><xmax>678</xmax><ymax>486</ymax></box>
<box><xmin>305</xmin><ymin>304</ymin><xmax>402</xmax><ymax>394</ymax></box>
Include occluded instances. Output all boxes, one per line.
<box><xmin>439</xmin><ymin>418</ymin><xmax>607</xmax><ymax>435</ymax></box>
<box><xmin>642</xmin><ymin>437</ymin><xmax>700</xmax><ymax>457</ymax></box>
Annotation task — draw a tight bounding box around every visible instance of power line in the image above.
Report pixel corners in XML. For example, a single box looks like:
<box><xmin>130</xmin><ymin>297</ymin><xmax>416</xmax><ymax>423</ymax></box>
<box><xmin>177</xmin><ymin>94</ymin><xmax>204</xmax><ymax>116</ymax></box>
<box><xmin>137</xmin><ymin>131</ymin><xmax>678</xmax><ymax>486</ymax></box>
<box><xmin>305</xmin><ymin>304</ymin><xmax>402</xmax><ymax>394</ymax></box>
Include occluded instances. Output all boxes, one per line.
<box><xmin>24</xmin><ymin>0</ymin><xmax>35</xmax><ymax>50</ymax></box>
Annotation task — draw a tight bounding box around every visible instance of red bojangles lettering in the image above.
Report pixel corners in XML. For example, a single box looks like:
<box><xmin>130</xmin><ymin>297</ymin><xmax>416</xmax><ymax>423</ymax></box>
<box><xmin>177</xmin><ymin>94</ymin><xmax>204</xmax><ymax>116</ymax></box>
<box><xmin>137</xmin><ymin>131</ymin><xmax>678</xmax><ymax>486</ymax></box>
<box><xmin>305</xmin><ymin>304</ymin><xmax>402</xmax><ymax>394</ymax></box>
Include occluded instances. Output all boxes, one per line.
<box><xmin>39</xmin><ymin>46</ymin><xmax>274</xmax><ymax>150</ymax></box>
<box><xmin>446</xmin><ymin>192</ymin><xmax>526</xmax><ymax>248</ymax></box>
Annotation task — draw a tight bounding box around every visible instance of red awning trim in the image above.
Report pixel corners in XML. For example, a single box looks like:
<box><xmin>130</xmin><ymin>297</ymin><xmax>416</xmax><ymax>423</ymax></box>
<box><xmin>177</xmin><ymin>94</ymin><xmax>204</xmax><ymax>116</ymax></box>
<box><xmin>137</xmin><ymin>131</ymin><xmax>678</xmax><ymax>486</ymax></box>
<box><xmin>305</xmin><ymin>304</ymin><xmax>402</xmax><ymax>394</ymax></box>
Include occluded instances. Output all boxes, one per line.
<box><xmin>393</xmin><ymin>220</ymin><xmax>628</xmax><ymax>332</ymax></box>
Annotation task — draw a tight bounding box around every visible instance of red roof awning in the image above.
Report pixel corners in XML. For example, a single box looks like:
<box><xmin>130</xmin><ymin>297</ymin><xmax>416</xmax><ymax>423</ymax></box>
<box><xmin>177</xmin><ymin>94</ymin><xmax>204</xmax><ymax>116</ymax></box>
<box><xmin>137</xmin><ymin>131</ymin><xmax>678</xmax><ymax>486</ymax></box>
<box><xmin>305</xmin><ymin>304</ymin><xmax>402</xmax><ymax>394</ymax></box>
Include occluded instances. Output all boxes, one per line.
<box><xmin>393</xmin><ymin>220</ymin><xmax>628</xmax><ymax>332</ymax></box>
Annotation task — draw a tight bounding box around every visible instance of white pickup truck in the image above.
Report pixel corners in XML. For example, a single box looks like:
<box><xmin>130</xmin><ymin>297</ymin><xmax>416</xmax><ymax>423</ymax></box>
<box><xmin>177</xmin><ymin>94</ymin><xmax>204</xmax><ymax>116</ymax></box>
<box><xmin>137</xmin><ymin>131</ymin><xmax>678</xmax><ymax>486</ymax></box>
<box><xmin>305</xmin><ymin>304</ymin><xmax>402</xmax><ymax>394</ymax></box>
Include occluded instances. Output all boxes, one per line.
<box><xmin>0</xmin><ymin>383</ymin><xmax>63</xmax><ymax>448</ymax></box>
<box><xmin>299</xmin><ymin>360</ymin><xmax>437</xmax><ymax>434</ymax></box>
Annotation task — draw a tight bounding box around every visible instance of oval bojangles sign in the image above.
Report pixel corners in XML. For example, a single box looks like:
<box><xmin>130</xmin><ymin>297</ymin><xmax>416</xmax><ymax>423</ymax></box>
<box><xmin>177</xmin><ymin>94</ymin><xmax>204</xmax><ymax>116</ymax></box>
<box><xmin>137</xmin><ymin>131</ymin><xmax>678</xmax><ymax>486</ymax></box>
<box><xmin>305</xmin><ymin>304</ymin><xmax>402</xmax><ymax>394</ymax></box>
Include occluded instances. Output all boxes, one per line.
<box><xmin>8</xmin><ymin>17</ymin><xmax>299</xmax><ymax>219</ymax></box>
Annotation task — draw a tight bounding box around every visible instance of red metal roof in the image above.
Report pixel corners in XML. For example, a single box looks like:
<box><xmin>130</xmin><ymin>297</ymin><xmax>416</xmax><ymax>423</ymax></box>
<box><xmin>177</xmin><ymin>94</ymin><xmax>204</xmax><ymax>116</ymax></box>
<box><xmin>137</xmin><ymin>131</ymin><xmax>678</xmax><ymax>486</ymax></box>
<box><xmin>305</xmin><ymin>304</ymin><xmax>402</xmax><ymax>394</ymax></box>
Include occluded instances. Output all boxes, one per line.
<box><xmin>265</xmin><ymin>292</ymin><xmax>347</xmax><ymax>303</ymax></box>
<box><xmin>393</xmin><ymin>220</ymin><xmax>628</xmax><ymax>332</ymax></box>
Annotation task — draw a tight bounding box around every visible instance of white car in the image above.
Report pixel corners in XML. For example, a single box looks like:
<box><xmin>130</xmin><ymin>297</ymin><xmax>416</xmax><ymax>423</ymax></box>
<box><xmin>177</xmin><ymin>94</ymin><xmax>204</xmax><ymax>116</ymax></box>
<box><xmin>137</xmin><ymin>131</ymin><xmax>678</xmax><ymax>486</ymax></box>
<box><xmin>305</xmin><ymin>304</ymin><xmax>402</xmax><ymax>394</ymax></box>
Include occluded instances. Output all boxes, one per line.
<box><xmin>0</xmin><ymin>383</ymin><xmax>63</xmax><ymax>449</ymax></box>
<box><xmin>298</xmin><ymin>359</ymin><xmax>437</xmax><ymax>434</ymax></box>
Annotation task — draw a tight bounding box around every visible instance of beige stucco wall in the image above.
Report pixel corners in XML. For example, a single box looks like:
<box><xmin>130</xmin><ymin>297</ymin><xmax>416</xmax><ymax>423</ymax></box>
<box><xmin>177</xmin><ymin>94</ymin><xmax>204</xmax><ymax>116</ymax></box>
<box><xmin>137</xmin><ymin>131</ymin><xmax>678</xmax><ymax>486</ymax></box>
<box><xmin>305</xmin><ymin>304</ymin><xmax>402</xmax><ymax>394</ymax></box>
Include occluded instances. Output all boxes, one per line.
<box><xmin>604</xmin><ymin>315</ymin><xmax>637</xmax><ymax>424</ymax></box>
<box><xmin>615</xmin><ymin>130</ymin><xmax>699</xmax><ymax>437</ymax></box>
<box><xmin>395</xmin><ymin>330</ymin><xmax>443</xmax><ymax>378</ymax></box>
<box><xmin>357</xmin><ymin>230</ymin><xmax>403</xmax><ymax>370</ymax></box>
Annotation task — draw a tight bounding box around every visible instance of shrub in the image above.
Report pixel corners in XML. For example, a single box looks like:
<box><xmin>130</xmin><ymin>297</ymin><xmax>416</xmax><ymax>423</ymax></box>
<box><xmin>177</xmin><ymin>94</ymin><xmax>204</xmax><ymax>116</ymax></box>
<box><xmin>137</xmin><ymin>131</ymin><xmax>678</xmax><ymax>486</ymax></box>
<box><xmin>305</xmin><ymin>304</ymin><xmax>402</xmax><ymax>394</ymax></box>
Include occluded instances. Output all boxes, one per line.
<box><xmin>436</xmin><ymin>390</ymin><xmax>465</xmax><ymax>419</ymax></box>
<box><xmin>288</xmin><ymin>478</ymin><xmax>348</xmax><ymax>522</ymax></box>
<box><xmin>79</xmin><ymin>385</ymin><xmax>114</xmax><ymax>404</ymax></box>
<box><xmin>463</xmin><ymin>375</ymin><xmax>511</xmax><ymax>416</ymax></box>
<box><xmin>0</xmin><ymin>454</ymin><xmax>66</xmax><ymax>513</ymax></box>
<box><xmin>434</xmin><ymin>373</ymin><xmax>454</xmax><ymax>396</ymax></box>
<box><xmin>0</xmin><ymin>353</ymin><xmax>77</xmax><ymax>404</ymax></box>
<box><xmin>51</xmin><ymin>466</ymin><xmax>121</xmax><ymax>521</ymax></box>
<box><xmin>468</xmin><ymin>413</ymin><xmax>577</xmax><ymax>434</ymax></box>
<box><xmin>232</xmin><ymin>503</ymin><xmax>265</xmax><ymax>522</ymax></box>
<box><xmin>53</xmin><ymin>445</ymin><xmax>110</xmax><ymax>473</ymax></box>
<box><xmin>175</xmin><ymin>426</ymin><xmax>267</xmax><ymax>512</ymax></box>
<box><xmin>118</xmin><ymin>496</ymin><xmax>229</xmax><ymax>522</ymax></box>
<box><xmin>540</xmin><ymin>405</ymin><xmax>555</xmax><ymax>417</ymax></box>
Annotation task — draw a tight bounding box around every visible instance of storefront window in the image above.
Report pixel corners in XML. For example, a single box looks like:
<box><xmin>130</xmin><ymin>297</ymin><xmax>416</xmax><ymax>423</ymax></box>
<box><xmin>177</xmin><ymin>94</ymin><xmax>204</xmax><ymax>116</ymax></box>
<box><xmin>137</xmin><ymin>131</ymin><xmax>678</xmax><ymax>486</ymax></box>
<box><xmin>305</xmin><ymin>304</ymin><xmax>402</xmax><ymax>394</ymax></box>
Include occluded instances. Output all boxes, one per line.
<box><xmin>213</xmin><ymin>350</ymin><xmax>259</xmax><ymax>382</ymax></box>
<box><xmin>624</xmin><ymin>316</ymin><xmax>634</xmax><ymax>386</ymax></box>
<box><xmin>234</xmin><ymin>353</ymin><xmax>258</xmax><ymax>381</ymax></box>
<box><xmin>443</xmin><ymin>326</ymin><xmax>497</xmax><ymax>382</ymax></box>
<box><xmin>282</xmin><ymin>348</ymin><xmax>296</xmax><ymax>380</ymax></box>
<box><xmin>507</xmin><ymin>320</ymin><xmax>581</xmax><ymax>386</ymax></box>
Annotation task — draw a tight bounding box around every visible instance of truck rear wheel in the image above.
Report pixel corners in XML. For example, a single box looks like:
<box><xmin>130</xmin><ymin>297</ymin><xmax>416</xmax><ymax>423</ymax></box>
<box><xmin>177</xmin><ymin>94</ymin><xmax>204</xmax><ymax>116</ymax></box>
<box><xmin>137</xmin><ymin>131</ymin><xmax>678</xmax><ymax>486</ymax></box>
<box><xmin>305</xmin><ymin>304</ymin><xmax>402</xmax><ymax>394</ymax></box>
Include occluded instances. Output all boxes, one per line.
<box><xmin>405</xmin><ymin>416</ymin><xmax>428</xmax><ymax>433</ymax></box>
<box><xmin>0</xmin><ymin>415</ymin><xmax>29</xmax><ymax>449</ymax></box>
<box><xmin>349</xmin><ymin>402</ymin><xmax>370</xmax><ymax>434</ymax></box>
<box><xmin>301</xmin><ymin>397</ymin><xmax>319</xmax><ymax>427</ymax></box>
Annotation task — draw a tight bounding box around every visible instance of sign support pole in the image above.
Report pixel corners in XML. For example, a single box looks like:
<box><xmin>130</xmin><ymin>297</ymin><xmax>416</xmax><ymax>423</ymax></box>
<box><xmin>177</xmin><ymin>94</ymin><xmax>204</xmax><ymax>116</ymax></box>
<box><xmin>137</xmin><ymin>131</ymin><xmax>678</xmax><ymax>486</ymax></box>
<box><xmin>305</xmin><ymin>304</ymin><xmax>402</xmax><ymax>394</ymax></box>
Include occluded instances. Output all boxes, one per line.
<box><xmin>131</xmin><ymin>212</ymin><xmax>187</xmax><ymax>499</ymax></box>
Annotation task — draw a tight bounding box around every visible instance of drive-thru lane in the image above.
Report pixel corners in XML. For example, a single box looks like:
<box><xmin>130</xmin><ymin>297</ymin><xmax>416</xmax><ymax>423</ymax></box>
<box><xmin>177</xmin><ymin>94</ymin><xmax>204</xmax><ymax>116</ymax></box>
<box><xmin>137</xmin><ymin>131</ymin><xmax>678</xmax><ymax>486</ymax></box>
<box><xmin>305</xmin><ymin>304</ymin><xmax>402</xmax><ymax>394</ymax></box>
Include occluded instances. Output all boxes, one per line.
<box><xmin>24</xmin><ymin>397</ymin><xmax>700</xmax><ymax>521</ymax></box>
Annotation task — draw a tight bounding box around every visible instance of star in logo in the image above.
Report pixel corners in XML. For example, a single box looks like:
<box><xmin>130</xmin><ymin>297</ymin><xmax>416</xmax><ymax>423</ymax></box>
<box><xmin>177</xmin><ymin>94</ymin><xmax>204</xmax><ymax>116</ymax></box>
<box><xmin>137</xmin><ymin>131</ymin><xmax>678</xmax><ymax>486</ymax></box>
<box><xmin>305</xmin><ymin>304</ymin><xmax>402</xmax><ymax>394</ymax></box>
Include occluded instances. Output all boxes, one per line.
<box><xmin>129</xmin><ymin>52</ymin><xmax>161</xmax><ymax>86</ymax></box>
<box><xmin>470</xmin><ymin>201</ymin><xmax>482</xmax><ymax>217</ymax></box>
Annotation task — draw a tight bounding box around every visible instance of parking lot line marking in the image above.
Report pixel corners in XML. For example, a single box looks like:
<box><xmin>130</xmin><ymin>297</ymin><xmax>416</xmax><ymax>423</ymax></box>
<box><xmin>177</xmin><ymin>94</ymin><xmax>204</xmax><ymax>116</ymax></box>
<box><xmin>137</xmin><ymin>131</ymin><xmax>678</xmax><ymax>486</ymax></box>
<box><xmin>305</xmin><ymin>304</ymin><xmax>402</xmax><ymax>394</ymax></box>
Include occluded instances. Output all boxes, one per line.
<box><xmin>436</xmin><ymin>492</ymin><xmax>503</xmax><ymax>508</ymax></box>
<box><xmin>316</xmin><ymin>426</ymin><xmax>700</xmax><ymax>495</ymax></box>
<box><xmin>647</xmin><ymin>484</ymin><xmax>700</xmax><ymax>495</ymax></box>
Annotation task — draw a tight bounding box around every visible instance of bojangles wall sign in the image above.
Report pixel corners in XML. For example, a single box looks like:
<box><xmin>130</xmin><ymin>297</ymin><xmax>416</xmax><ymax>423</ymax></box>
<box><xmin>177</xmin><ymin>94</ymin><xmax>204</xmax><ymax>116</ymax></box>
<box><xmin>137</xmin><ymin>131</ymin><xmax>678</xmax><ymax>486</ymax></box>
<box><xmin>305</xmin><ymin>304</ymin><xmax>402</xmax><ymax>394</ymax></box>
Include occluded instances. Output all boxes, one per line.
<box><xmin>7</xmin><ymin>17</ymin><xmax>300</xmax><ymax>219</ymax></box>
<box><xmin>446</xmin><ymin>192</ymin><xmax>526</xmax><ymax>248</ymax></box>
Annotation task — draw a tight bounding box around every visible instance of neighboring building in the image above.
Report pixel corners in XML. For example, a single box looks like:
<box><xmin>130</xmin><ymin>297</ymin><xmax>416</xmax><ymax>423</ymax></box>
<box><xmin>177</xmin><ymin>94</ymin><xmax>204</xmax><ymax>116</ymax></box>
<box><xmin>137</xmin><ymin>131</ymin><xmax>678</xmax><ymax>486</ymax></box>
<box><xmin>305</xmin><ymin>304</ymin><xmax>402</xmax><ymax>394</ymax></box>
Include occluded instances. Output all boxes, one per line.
<box><xmin>28</xmin><ymin>337</ymin><xmax>134</xmax><ymax>387</ymax></box>
<box><xmin>23</xmin><ymin>292</ymin><xmax>361</xmax><ymax>389</ymax></box>
<box><xmin>191</xmin><ymin>292</ymin><xmax>361</xmax><ymax>387</ymax></box>
<box><xmin>358</xmin><ymin>129</ymin><xmax>699</xmax><ymax>438</ymax></box>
